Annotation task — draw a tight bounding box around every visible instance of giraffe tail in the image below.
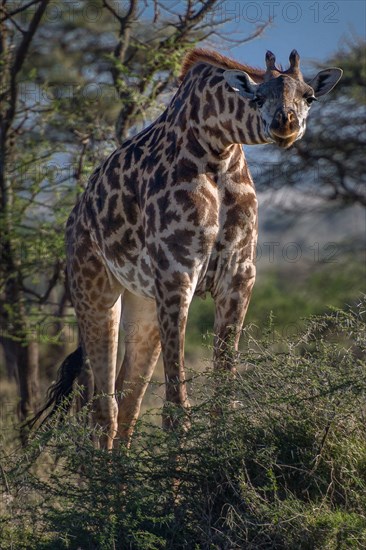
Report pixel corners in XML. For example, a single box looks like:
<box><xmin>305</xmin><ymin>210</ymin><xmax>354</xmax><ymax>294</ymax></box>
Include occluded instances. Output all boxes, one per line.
<box><xmin>25</xmin><ymin>346</ymin><xmax>84</xmax><ymax>431</ymax></box>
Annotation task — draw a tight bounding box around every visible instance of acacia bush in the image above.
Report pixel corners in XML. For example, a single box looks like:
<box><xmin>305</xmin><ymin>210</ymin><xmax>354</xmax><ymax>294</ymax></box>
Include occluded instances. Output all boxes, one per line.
<box><xmin>1</xmin><ymin>298</ymin><xmax>366</xmax><ymax>549</ymax></box>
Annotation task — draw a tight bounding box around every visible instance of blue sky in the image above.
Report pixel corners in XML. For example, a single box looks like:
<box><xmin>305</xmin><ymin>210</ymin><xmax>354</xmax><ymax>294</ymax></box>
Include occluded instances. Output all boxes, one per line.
<box><xmin>213</xmin><ymin>0</ymin><xmax>365</xmax><ymax>71</ymax></box>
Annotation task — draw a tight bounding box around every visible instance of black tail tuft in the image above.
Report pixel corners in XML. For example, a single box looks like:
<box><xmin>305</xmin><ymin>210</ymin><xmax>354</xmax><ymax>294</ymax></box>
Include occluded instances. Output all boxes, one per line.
<box><xmin>26</xmin><ymin>346</ymin><xmax>84</xmax><ymax>431</ymax></box>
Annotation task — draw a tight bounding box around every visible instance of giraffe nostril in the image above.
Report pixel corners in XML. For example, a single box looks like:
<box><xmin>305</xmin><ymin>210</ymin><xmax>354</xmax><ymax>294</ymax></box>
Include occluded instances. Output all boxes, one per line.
<box><xmin>276</xmin><ymin>108</ymin><xmax>296</xmax><ymax>125</ymax></box>
<box><xmin>276</xmin><ymin>108</ymin><xmax>289</xmax><ymax>124</ymax></box>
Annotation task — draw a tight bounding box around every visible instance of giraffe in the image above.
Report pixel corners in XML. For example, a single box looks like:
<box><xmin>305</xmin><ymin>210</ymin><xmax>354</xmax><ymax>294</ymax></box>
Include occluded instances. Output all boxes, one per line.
<box><xmin>35</xmin><ymin>49</ymin><xmax>342</xmax><ymax>448</ymax></box>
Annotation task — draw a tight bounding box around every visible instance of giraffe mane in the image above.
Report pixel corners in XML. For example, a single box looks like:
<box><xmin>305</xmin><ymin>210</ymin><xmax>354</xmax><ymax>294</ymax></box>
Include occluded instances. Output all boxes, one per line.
<box><xmin>179</xmin><ymin>48</ymin><xmax>265</xmax><ymax>83</ymax></box>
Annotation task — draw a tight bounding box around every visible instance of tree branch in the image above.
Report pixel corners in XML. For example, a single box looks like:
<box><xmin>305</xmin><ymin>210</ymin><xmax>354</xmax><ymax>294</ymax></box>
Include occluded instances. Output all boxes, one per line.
<box><xmin>0</xmin><ymin>0</ymin><xmax>41</xmax><ymax>22</ymax></box>
<box><xmin>104</xmin><ymin>0</ymin><xmax>138</xmax><ymax>65</ymax></box>
<box><xmin>3</xmin><ymin>0</ymin><xmax>50</xmax><ymax>136</ymax></box>
<box><xmin>22</xmin><ymin>260</ymin><xmax>62</xmax><ymax>305</ymax></box>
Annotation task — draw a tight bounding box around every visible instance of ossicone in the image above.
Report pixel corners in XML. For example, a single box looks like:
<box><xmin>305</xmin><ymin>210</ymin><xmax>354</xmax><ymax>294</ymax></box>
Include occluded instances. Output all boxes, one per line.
<box><xmin>265</xmin><ymin>50</ymin><xmax>277</xmax><ymax>71</ymax></box>
<box><xmin>288</xmin><ymin>49</ymin><xmax>300</xmax><ymax>72</ymax></box>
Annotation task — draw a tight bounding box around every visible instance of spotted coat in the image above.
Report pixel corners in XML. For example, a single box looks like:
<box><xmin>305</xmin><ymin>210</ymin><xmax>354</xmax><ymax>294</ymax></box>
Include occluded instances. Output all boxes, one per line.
<box><xmin>64</xmin><ymin>48</ymin><xmax>342</xmax><ymax>447</ymax></box>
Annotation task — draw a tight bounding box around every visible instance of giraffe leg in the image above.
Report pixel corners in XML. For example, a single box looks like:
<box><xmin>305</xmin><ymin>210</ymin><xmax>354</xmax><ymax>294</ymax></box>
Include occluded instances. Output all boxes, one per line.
<box><xmin>68</xmin><ymin>249</ymin><xmax>122</xmax><ymax>449</ymax></box>
<box><xmin>213</xmin><ymin>271</ymin><xmax>256</xmax><ymax>372</ymax></box>
<box><xmin>154</xmin><ymin>273</ymin><xmax>194</xmax><ymax>430</ymax></box>
<box><xmin>78</xmin><ymin>295</ymin><xmax>122</xmax><ymax>449</ymax></box>
<box><xmin>114</xmin><ymin>291</ymin><xmax>161</xmax><ymax>445</ymax></box>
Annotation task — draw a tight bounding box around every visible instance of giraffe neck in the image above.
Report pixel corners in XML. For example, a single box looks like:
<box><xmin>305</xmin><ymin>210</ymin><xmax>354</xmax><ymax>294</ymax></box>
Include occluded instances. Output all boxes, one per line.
<box><xmin>170</xmin><ymin>63</ymin><xmax>270</xmax><ymax>156</ymax></box>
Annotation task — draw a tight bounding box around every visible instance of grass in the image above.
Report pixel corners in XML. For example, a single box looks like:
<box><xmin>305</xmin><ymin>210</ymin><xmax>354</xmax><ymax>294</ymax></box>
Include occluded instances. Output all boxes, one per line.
<box><xmin>0</xmin><ymin>298</ymin><xmax>365</xmax><ymax>549</ymax></box>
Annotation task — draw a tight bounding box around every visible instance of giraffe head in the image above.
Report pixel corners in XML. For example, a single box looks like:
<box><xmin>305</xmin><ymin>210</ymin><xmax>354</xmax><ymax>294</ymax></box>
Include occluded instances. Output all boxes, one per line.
<box><xmin>223</xmin><ymin>50</ymin><xmax>342</xmax><ymax>148</ymax></box>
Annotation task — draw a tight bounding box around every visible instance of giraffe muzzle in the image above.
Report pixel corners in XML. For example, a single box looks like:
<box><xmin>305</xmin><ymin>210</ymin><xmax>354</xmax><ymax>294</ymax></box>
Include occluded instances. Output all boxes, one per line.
<box><xmin>270</xmin><ymin>107</ymin><xmax>300</xmax><ymax>142</ymax></box>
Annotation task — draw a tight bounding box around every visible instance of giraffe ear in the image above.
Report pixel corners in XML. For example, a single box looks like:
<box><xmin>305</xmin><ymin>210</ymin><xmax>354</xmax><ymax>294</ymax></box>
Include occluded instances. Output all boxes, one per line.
<box><xmin>307</xmin><ymin>68</ymin><xmax>343</xmax><ymax>97</ymax></box>
<box><xmin>223</xmin><ymin>70</ymin><xmax>258</xmax><ymax>99</ymax></box>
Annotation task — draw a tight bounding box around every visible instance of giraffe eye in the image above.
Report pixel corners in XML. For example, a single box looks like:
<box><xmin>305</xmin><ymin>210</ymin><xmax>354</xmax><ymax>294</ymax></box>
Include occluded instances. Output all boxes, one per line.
<box><xmin>305</xmin><ymin>96</ymin><xmax>317</xmax><ymax>105</ymax></box>
<box><xmin>253</xmin><ymin>95</ymin><xmax>265</xmax><ymax>107</ymax></box>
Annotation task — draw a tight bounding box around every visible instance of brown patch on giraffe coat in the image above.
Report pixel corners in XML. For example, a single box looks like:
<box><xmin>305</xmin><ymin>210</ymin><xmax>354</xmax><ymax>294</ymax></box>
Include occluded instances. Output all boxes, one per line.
<box><xmin>81</xmin><ymin>265</ymin><xmax>98</xmax><ymax>279</ymax></box>
<box><xmin>120</xmin><ymin>228</ymin><xmax>137</xmax><ymax>255</ymax></box>
<box><xmin>179</xmin><ymin>80</ymin><xmax>193</xmax><ymax>103</ymax></box>
<box><xmin>221</xmin><ymin>119</ymin><xmax>235</xmax><ymax>136</ymax></box>
<box><xmin>201</xmin><ymin>124</ymin><xmax>221</xmax><ymax>142</ymax></box>
<box><xmin>229</xmin><ymin>169</ymin><xmax>245</xmax><ymax>185</ymax></box>
<box><xmin>157</xmin><ymin>193</ymin><xmax>180</xmax><ymax>231</ymax></box>
<box><xmin>165</xmin><ymin>132</ymin><xmax>179</xmax><ymax>164</ymax></box>
<box><xmin>137</xmin><ymin>273</ymin><xmax>150</xmax><ymax>288</ymax></box>
<box><xmin>162</xmin><ymin>229</ymin><xmax>196</xmax><ymax>267</ymax></box>
<box><xmin>106</xmin><ymin>237</ymin><xmax>130</xmax><ymax>265</ymax></box>
<box><xmin>136</xmin><ymin>225</ymin><xmax>145</xmax><ymax>247</ymax></box>
<box><xmin>173</xmin><ymin>188</ymin><xmax>216</xmax><ymax>227</ymax></box>
<box><xmin>203</xmin><ymin>90</ymin><xmax>218</xmax><ymax>120</ymax></box>
<box><xmin>89</xmin><ymin>166</ymin><xmax>101</xmax><ymax>186</ymax></box>
<box><xmin>197</xmin><ymin>76</ymin><xmax>208</xmax><ymax>93</ymax></box>
<box><xmin>99</xmin><ymin>175</ymin><xmax>110</xmax><ymax>197</ymax></box>
<box><xmin>209</xmin><ymin>75</ymin><xmax>222</xmax><ymax>88</ymax></box>
<box><xmin>237</xmin><ymin>128</ymin><xmax>247</xmax><ymax>144</ymax></box>
<box><xmin>256</xmin><ymin>116</ymin><xmax>264</xmax><ymax>140</ymax></box>
<box><xmin>145</xmin><ymin>203</ymin><xmax>156</xmax><ymax>237</ymax></box>
<box><xmin>106</xmin><ymin>153</ymin><xmax>121</xmax><ymax>190</ymax></box>
<box><xmin>185</xmin><ymin>127</ymin><xmax>206</xmax><ymax>158</ymax></box>
<box><xmin>123</xmin><ymin>198</ymin><xmax>139</xmax><ymax>226</ymax></box>
<box><xmin>152</xmin><ymin>243</ymin><xmax>170</xmax><ymax>271</ymax></box>
<box><xmin>123</xmin><ymin>144</ymin><xmax>134</xmax><ymax>172</ymax></box>
<box><xmin>140</xmin><ymin>258</ymin><xmax>151</xmax><ymax>276</ymax></box>
<box><xmin>190</xmin><ymin>92</ymin><xmax>201</xmax><ymax>125</ymax></box>
<box><xmin>216</xmin><ymin>85</ymin><xmax>225</xmax><ymax>111</ymax></box>
<box><xmin>173</xmin><ymin>159</ymin><xmax>199</xmax><ymax>183</ymax></box>
<box><xmin>96</xmin><ymin>277</ymin><xmax>105</xmax><ymax>291</ymax></box>
<box><xmin>236</xmin><ymin>98</ymin><xmax>246</xmax><ymax>121</ymax></box>
<box><xmin>148</xmin><ymin>165</ymin><xmax>169</xmax><ymax>195</ymax></box>
<box><xmin>72</xmin><ymin>262</ymin><xmax>81</xmax><ymax>273</ymax></box>
<box><xmin>246</xmin><ymin>114</ymin><xmax>256</xmax><ymax>143</ymax></box>
<box><xmin>102</xmin><ymin>194</ymin><xmax>124</xmax><ymax>238</ymax></box>
<box><xmin>84</xmin><ymin>279</ymin><xmax>92</xmax><ymax>291</ymax></box>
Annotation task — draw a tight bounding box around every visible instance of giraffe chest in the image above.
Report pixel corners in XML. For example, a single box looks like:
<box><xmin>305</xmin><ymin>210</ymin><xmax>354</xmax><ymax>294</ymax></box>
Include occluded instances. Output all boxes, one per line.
<box><xmin>89</xmin><ymin>177</ymin><xmax>258</xmax><ymax>299</ymax></box>
<box><xmin>195</xmin><ymin>192</ymin><xmax>258</xmax><ymax>297</ymax></box>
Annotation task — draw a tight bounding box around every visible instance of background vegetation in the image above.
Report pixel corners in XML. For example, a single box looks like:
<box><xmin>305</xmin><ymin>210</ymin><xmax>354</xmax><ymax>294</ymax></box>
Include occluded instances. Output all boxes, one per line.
<box><xmin>1</xmin><ymin>299</ymin><xmax>366</xmax><ymax>548</ymax></box>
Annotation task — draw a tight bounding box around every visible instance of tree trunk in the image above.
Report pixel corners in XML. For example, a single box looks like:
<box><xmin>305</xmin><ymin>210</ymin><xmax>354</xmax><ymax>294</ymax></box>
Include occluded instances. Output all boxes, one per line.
<box><xmin>17</xmin><ymin>339</ymin><xmax>40</xmax><ymax>422</ymax></box>
<box><xmin>0</xmin><ymin>337</ymin><xmax>19</xmax><ymax>382</ymax></box>
<box><xmin>4</xmin><ymin>279</ymin><xmax>41</xmax><ymax>429</ymax></box>
<box><xmin>17</xmin><ymin>337</ymin><xmax>40</xmax><ymax>446</ymax></box>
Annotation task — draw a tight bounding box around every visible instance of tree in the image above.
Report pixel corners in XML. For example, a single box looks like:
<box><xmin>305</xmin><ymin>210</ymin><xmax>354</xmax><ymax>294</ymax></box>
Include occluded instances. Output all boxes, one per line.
<box><xmin>0</xmin><ymin>0</ymin><xmax>51</xmax><ymax>436</ymax></box>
